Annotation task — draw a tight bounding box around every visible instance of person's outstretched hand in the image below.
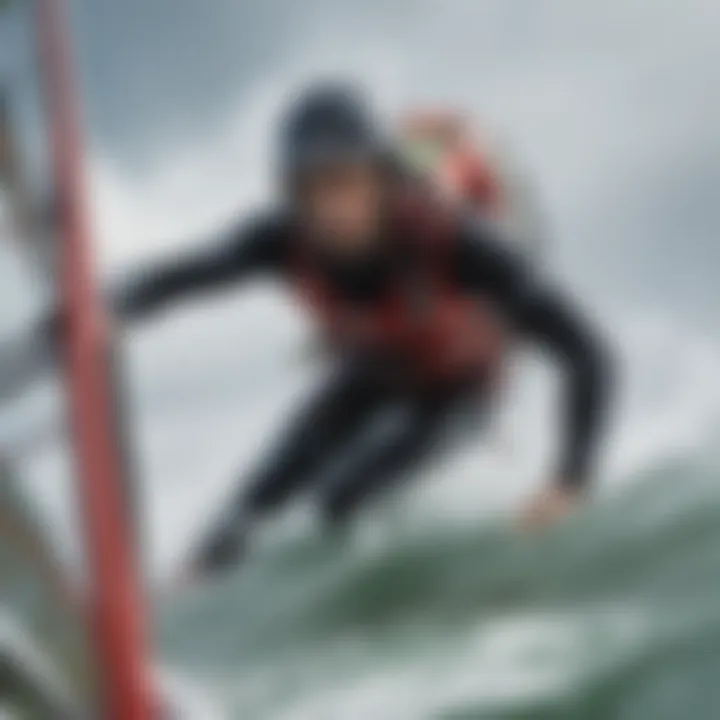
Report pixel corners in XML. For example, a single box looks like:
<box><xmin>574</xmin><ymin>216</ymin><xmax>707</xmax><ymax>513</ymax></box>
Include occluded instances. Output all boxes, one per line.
<box><xmin>519</xmin><ymin>484</ymin><xmax>583</xmax><ymax>530</ymax></box>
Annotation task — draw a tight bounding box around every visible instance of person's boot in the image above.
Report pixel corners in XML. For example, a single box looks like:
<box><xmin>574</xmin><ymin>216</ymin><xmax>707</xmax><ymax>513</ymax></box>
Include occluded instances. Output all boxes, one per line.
<box><xmin>185</xmin><ymin>520</ymin><xmax>249</xmax><ymax>584</ymax></box>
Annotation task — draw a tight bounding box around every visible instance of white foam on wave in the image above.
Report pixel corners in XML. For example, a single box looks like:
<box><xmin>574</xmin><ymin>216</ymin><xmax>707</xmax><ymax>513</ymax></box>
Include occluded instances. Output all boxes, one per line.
<box><xmin>207</xmin><ymin>603</ymin><xmax>649</xmax><ymax>720</ymax></box>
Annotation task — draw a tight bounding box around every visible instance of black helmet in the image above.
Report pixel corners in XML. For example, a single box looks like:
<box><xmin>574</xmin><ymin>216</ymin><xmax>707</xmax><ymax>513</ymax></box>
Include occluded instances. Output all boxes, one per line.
<box><xmin>279</xmin><ymin>82</ymin><xmax>389</xmax><ymax>179</ymax></box>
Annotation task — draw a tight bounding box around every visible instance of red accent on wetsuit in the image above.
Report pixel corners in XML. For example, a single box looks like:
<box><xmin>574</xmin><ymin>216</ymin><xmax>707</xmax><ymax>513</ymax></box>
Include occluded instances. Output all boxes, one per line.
<box><xmin>442</xmin><ymin>148</ymin><xmax>504</xmax><ymax>215</ymax></box>
<box><xmin>294</xmin><ymin>191</ymin><xmax>507</xmax><ymax>384</ymax></box>
<box><xmin>399</xmin><ymin>108</ymin><xmax>506</xmax><ymax>217</ymax></box>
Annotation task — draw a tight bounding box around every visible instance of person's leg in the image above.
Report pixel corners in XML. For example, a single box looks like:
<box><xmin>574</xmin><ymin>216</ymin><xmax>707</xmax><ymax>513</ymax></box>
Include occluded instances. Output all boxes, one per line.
<box><xmin>242</xmin><ymin>366</ymin><xmax>389</xmax><ymax>515</ymax></box>
<box><xmin>321</xmin><ymin>384</ymin><xmax>470</xmax><ymax>526</ymax></box>
<box><xmin>191</xmin><ymin>364</ymin><xmax>387</xmax><ymax>573</ymax></box>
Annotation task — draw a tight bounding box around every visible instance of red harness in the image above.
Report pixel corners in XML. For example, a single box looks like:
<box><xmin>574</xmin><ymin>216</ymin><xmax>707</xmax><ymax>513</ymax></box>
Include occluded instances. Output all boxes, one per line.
<box><xmin>293</xmin><ymin>192</ymin><xmax>508</xmax><ymax>384</ymax></box>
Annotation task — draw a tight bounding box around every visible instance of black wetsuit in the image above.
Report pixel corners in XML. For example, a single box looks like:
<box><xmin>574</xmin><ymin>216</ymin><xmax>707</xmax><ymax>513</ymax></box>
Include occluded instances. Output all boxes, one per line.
<box><xmin>117</xmin><ymin>208</ymin><xmax>612</xmax><ymax>560</ymax></box>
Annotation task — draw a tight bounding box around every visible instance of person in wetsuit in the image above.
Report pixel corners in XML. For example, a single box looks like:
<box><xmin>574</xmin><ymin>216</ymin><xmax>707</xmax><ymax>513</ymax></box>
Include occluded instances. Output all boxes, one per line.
<box><xmin>114</xmin><ymin>83</ymin><xmax>613</xmax><ymax>576</ymax></box>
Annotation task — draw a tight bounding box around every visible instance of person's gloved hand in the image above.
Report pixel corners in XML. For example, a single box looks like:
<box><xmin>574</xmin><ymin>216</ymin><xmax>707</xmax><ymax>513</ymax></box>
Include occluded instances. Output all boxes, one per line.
<box><xmin>519</xmin><ymin>484</ymin><xmax>583</xmax><ymax>530</ymax></box>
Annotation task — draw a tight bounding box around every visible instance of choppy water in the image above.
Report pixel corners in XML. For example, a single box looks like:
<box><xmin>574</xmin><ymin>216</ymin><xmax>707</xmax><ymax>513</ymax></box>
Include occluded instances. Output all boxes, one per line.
<box><xmin>4</xmin><ymin>422</ymin><xmax>720</xmax><ymax>718</ymax></box>
<box><xmin>154</xmin><ymin>444</ymin><xmax>720</xmax><ymax>720</ymax></box>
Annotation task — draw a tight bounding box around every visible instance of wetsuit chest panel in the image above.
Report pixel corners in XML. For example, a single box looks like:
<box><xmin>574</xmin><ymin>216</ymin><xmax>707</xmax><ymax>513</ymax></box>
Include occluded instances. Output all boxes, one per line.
<box><xmin>295</xmin><ymin>251</ymin><xmax>506</xmax><ymax>383</ymax></box>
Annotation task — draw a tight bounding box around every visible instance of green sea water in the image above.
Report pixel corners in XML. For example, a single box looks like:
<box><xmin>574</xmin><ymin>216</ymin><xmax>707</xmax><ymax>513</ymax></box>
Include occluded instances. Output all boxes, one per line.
<box><xmin>157</xmin><ymin>451</ymin><xmax>720</xmax><ymax>719</ymax></box>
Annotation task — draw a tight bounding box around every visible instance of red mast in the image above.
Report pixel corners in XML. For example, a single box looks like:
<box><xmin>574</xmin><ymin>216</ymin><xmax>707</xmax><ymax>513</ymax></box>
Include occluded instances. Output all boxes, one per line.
<box><xmin>35</xmin><ymin>0</ymin><xmax>154</xmax><ymax>717</ymax></box>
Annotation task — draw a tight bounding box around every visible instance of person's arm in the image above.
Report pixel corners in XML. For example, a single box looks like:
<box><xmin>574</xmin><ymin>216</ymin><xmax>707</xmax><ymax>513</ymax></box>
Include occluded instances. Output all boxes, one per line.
<box><xmin>516</xmin><ymin>283</ymin><xmax>612</xmax><ymax>490</ymax></box>
<box><xmin>112</xmin><ymin>212</ymin><xmax>289</xmax><ymax>321</ymax></box>
<box><xmin>454</xmin><ymin>218</ymin><xmax>614</xmax><ymax>495</ymax></box>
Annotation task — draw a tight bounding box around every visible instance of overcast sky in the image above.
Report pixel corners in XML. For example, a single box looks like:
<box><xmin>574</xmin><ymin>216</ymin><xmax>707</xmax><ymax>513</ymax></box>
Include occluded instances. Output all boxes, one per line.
<box><xmin>2</xmin><ymin>0</ymin><xmax>719</xmax><ymax>322</ymax></box>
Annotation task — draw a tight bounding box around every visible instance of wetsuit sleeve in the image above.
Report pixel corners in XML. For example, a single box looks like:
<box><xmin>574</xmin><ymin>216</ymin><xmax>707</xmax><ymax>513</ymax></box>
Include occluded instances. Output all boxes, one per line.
<box><xmin>113</xmin><ymin>212</ymin><xmax>289</xmax><ymax>320</ymax></box>
<box><xmin>454</xmin><ymin>218</ymin><xmax>614</xmax><ymax>490</ymax></box>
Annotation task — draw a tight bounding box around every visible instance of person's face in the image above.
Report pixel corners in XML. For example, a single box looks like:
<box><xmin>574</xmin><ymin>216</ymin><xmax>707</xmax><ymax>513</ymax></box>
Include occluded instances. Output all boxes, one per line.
<box><xmin>294</xmin><ymin>160</ymin><xmax>384</xmax><ymax>254</ymax></box>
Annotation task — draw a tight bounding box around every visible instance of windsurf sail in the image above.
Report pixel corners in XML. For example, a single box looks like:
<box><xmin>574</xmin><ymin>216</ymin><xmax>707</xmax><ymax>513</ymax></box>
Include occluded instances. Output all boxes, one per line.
<box><xmin>0</xmin><ymin>0</ymin><xmax>155</xmax><ymax>716</ymax></box>
<box><xmin>0</xmin><ymin>2</ymin><xmax>221</xmax><ymax>715</ymax></box>
<box><xmin>33</xmin><ymin>0</ymin><xmax>154</xmax><ymax>716</ymax></box>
